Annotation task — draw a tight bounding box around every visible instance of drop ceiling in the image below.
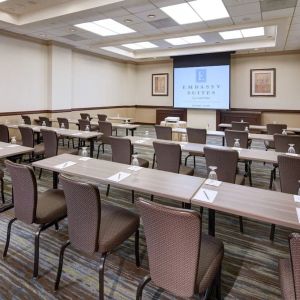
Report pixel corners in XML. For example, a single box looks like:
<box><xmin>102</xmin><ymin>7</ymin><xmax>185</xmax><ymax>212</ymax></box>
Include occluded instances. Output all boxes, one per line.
<box><xmin>0</xmin><ymin>0</ymin><xmax>299</xmax><ymax>62</ymax></box>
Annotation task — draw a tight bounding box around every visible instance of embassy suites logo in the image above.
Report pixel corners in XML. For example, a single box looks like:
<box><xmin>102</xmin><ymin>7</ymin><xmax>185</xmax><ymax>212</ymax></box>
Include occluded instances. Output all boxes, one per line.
<box><xmin>196</xmin><ymin>69</ymin><xmax>207</xmax><ymax>83</ymax></box>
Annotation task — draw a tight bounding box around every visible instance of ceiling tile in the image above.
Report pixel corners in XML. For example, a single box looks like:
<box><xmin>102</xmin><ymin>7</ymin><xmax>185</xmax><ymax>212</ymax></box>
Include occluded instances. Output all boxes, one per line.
<box><xmin>260</xmin><ymin>0</ymin><xmax>297</xmax><ymax>12</ymax></box>
<box><xmin>134</xmin><ymin>8</ymin><xmax>169</xmax><ymax>22</ymax></box>
<box><xmin>226</xmin><ymin>2</ymin><xmax>261</xmax><ymax>17</ymax></box>
<box><xmin>262</xmin><ymin>7</ymin><xmax>295</xmax><ymax>20</ymax></box>
<box><xmin>232</xmin><ymin>13</ymin><xmax>262</xmax><ymax>24</ymax></box>
<box><xmin>223</xmin><ymin>0</ymin><xmax>259</xmax><ymax>7</ymax></box>
<box><xmin>125</xmin><ymin>2</ymin><xmax>157</xmax><ymax>13</ymax></box>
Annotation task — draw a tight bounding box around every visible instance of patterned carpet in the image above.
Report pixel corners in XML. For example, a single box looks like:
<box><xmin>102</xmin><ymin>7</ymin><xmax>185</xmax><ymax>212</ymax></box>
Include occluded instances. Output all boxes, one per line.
<box><xmin>0</xmin><ymin>125</ymin><xmax>294</xmax><ymax>299</ymax></box>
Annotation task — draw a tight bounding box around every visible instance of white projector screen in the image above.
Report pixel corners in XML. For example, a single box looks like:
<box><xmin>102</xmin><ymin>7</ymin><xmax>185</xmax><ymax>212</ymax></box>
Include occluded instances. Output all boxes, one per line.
<box><xmin>173</xmin><ymin>65</ymin><xmax>230</xmax><ymax>109</ymax></box>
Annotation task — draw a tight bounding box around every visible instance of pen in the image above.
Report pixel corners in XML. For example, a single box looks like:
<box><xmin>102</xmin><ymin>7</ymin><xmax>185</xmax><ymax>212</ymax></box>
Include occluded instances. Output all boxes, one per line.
<box><xmin>203</xmin><ymin>190</ymin><xmax>210</xmax><ymax>200</ymax></box>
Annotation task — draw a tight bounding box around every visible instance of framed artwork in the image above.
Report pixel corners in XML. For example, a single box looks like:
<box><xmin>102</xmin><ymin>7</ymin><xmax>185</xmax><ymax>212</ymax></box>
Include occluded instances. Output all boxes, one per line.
<box><xmin>152</xmin><ymin>73</ymin><xmax>169</xmax><ymax>96</ymax></box>
<box><xmin>250</xmin><ymin>68</ymin><xmax>276</xmax><ymax>97</ymax></box>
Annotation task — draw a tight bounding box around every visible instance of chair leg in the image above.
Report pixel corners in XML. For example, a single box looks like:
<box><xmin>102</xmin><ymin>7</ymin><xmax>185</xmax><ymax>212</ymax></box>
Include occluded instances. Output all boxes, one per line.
<box><xmin>54</xmin><ymin>240</ymin><xmax>71</xmax><ymax>291</ymax></box>
<box><xmin>200</xmin><ymin>207</ymin><xmax>204</xmax><ymax>215</ymax></box>
<box><xmin>99</xmin><ymin>253</ymin><xmax>107</xmax><ymax>300</ymax></box>
<box><xmin>1</xmin><ymin>178</ymin><xmax>4</xmax><ymax>204</ymax></box>
<box><xmin>132</xmin><ymin>190</ymin><xmax>135</xmax><ymax>204</ymax></box>
<box><xmin>135</xmin><ymin>230</ymin><xmax>140</xmax><ymax>268</ymax></box>
<box><xmin>106</xmin><ymin>184</ymin><xmax>110</xmax><ymax>197</ymax></box>
<box><xmin>239</xmin><ymin>216</ymin><xmax>244</xmax><ymax>233</ymax></box>
<box><xmin>54</xmin><ymin>222</ymin><xmax>59</xmax><ymax>231</ymax></box>
<box><xmin>184</xmin><ymin>154</ymin><xmax>191</xmax><ymax>166</ymax></box>
<box><xmin>136</xmin><ymin>275</ymin><xmax>151</xmax><ymax>300</ymax></box>
<box><xmin>215</xmin><ymin>267</ymin><xmax>222</xmax><ymax>300</ymax></box>
<box><xmin>38</xmin><ymin>168</ymin><xmax>43</xmax><ymax>180</ymax></box>
<box><xmin>150</xmin><ymin>195</ymin><xmax>154</xmax><ymax>201</ymax></box>
<box><xmin>152</xmin><ymin>153</ymin><xmax>156</xmax><ymax>169</ymax></box>
<box><xmin>102</xmin><ymin>144</ymin><xmax>105</xmax><ymax>153</ymax></box>
<box><xmin>270</xmin><ymin>224</ymin><xmax>276</xmax><ymax>241</ymax></box>
<box><xmin>193</xmin><ymin>156</ymin><xmax>196</xmax><ymax>168</ymax></box>
<box><xmin>33</xmin><ymin>224</ymin><xmax>45</xmax><ymax>279</ymax></box>
<box><xmin>3</xmin><ymin>218</ymin><xmax>17</xmax><ymax>258</ymax></box>
<box><xmin>269</xmin><ymin>169</ymin><xmax>274</xmax><ymax>190</ymax></box>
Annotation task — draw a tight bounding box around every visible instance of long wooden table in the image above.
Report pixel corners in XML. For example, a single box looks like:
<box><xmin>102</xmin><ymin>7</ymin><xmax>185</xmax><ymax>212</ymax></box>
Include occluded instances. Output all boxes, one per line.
<box><xmin>172</xmin><ymin>127</ymin><xmax>273</xmax><ymax>144</ymax></box>
<box><xmin>218</xmin><ymin>123</ymin><xmax>300</xmax><ymax>133</ymax></box>
<box><xmin>126</xmin><ymin>136</ymin><xmax>281</xmax><ymax>164</ymax></box>
<box><xmin>7</xmin><ymin>124</ymin><xmax>101</xmax><ymax>158</ymax></box>
<box><xmin>32</xmin><ymin>154</ymin><xmax>204</xmax><ymax>203</ymax></box>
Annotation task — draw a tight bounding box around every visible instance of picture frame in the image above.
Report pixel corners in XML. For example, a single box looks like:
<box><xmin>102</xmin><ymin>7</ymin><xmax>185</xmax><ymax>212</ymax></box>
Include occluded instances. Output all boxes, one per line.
<box><xmin>250</xmin><ymin>68</ymin><xmax>276</xmax><ymax>97</ymax></box>
<box><xmin>152</xmin><ymin>73</ymin><xmax>169</xmax><ymax>96</ymax></box>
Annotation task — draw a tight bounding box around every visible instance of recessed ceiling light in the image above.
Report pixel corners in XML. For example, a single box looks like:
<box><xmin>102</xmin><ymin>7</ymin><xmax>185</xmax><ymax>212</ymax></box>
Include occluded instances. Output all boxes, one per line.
<box><xmin>241</xmin><ymin>27</ymin><xmax>264</xmax><ymax>37</ymax></box>
<box><xmin>124</xmin><ymin>18</ymin><xmax>133</xmax><ymax>23</ymax></box>
<box><xmin>189</xmin><ymin>0</ymin><xmax>229</xmax><ymax>21</ymax></box>
<box><xmin>101</xmin><ymin>46</ymin><xmax>133</xmax><ymax>58</ymax></box>
<box><xmin>75</xmin><ymin>18</ymin><xmax>135</xmax><ymax>36</ymax></box>
<box><xmin>147</xmin><ymin>14</ymin><xmax>156</xmax><ymax>18</ymax></box>
<box><xmin>160</xmin><ymin>3</ymin><xmax>202</xmax><ymax>25</ymax></box>
<box><xmin>0</xmin><ymin>0</ymin><xmax>8</xmax><ymax>3</ymax></box>
<box><xmin>165</xmin><ymin>35</ymin><xmax>205</xmax><ymax>45</ymax></box>
<box><xmin>122</xmin><ymin>41</ymin><xmax>158</xmax><ymax>50</ymax></box>
<box><xmin>219</xmin><ymin>30</ymin><xmax>243</xmax><ymax>40</ymax></box>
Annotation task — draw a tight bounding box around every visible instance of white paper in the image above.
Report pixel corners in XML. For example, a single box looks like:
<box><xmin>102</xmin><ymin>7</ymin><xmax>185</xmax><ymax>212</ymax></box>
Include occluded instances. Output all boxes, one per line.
<box><xmin>296</xmin><ymin>207</ymin><xmax>300</xmax><ymax>223</ymax></box>
<box><xmin>79</xmin><ymin>157</ymin><xmax>92</xmax><ymax>161</ymax></box>
<box><xmin>72</xmin><ymin>132</ymin><xmax>83</xmax><ymax>136</ymax></box>
<box><xmin>107</xmin><ymin>172</ymin><xmax>131</xmax><ymax>182</ymax></box>
<box><xmin>294</xmin><ymin>195</ymin><xmax>300</xmax><ymax>203</ymax></box>
<box><xmin>205</xmin><ymin>179</ymin><xmax>222</xmax><ymax>187</ymax></box>
<box><xmin>232</xmin><ymin>147</ymin><xmax>242</xmax><ymax>151</ymax></box>
<box><xmin>0</xmin><ymin>148</ymin><xmax>3</xmax><ymax>150</ymax></box>
<box><xmin>135</xmin><ymin>140</ymin><xmax>145</xmax><ymax>144</ymax></box>
<box><xmin>7</xmin><ymin>144</ymin><xmax>20</xmax><ymax>148</ymax></box>
<box><xmin>128</xmin><ymin>166</ymin><xmax>142</xmax><ymax>171</ymax></box>
<box><xmin>54</xmin><ymin>161</ymin><xmax>77</xmax><ymax>169</ymax></box>
<box><xmin>193</xmin><ymin>188</ymin><xmax>218</xmax><ymax>203</ymax></box>
<box><xmin>285</xmin><ymin>153</ymin><xmax>299</xmax><ymax>156</ymax></box>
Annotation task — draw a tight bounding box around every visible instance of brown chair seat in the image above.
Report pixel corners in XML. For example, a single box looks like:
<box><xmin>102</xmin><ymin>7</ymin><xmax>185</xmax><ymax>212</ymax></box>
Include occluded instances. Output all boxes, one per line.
<box><xmin>197</xmin><ymin>234</ymin><xmax>224</xmax><ymax>294</ymax></box>
<box><xmin>36</xmin><ymin>189</ymin><xmax>67</xmax><ymax>224</ymax></box>
<box><xmin>188</xmin><ymin>151</ymin><xmax>204</xmax><ymax>157</ymax></box>
<box><xmin>57</xmin><ymin>148</ymin><xmax>78</xmax><ymax>156</ymax></box>
<box><xmin>278</xmin><ymin>258</ymin><xmax>295</xmax><ymax>300</ymax></box>
<box><xmin>179</xmin><ymin>165</ymin><xmax>194</xmax><ymax>176</ymax></box>
<box><xmin>0</xmin><ymin>169</ymin><xmax>3</xmax><ymax>179</ymax></box>
<box><xmin>34</xmin><ymin>143</ymin><xmax>45</xmax><ymax>156</ymax></box>
<box><xmin>99</xmin><ymin>202</ymin><xmax>140</xmax><ymax>253</ymax></box>
<box><xmin>138</xmin><ymin>157</ymin><xmax>149</xmax><ymax>168</ymax></box>
<box><xmin>235</xmin><ymin>174</ymin><xmax>245</xmax><ymax>185</ymax></box>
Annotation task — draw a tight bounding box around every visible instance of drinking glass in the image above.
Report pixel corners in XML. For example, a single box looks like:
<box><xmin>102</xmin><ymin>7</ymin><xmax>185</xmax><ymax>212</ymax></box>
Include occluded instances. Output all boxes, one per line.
<box><xmin>81</xmin><ymin>147</ymin><xmax>88</xmax><ymax>157</ymax></box>
<box><xmin>132</xmin><ymin>154</ymin><xmax>139</xmax><ymax>166</ymax></box>
<box><xmin>245</xmin><ymin>126</ymin><xmax>249</xmax><ymax>132</ymax></box>
<box><xmin>20</xmin><ymin>119</ymin><xmax>25</xmax><ymax>125</ymax></box>
<box><xmin>61</xmin><ymin>122</ymin><xmax>65</xmax><ymax>129</ymax></box>
<box><xmin>42</xmin><ymin>121</ymin><xmax>46</xmax><ymax>126</ymax></box>
<box><xmin>234</xmin><ymin>138</ymin><xmax>240</xmax><ymax>148</ymax></box>
<box><xmin>208</xmin><ymin>166</ymin><xmax>218</xmax><ymax>180</ymax></box>
<box><xmin>282</xmin><ymin>129</ymin><xmax>287</xmax><ymax>135</ymax></box>
<box><xmin>11</xmin><ymin>136</ymin><xmax>16</xmax><ymax>144</ymax></box>
<box><xmin>144</xmin><ymin>130</ymin><xmax>149</xmax><ymax>137</ymax></box>
<box><xmin>288</xmin><ymin>144</ymin><xmax>296</xmax><ymax>154</ymax></box>
<box><xmin>241</xmin><ymin>119</ymin><xmax>244</xmax><ymax>123</ymax></box>
<box><xmin>85</xmin><ymin>125</ymin><xmax>90</xmax><ymax>131</ymax></box>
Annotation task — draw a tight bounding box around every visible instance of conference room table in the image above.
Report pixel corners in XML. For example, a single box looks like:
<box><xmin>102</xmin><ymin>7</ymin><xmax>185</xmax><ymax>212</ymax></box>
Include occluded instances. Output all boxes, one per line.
<box><xmin>32</xmin><ymin>154</ymin><xmax>300</xmax><ymax>238</ymax></box>
<box><xmin>126</xmin><ymin>136</ymin><xmax>281</xmax><ymax>164</ymax></box>
<box><xmin>7</xmin><ymin>124</ymin><xmax>102</xmax><ymax>158</ymax></box>
<box><xmin>0</xmin><ymin>141</ymin><xmax>33</xmax><ymax>213</ymax></box>
<box><xmin>106</xmin><ymin>116</ymin><xmax>134</xmax><ymax>123</ymax></box>
<box><xmin>218</xmin><ymin>123</ymin><xmax>300</xmax><ymax>133</ymax></box>
<box><xmin>172</xmin><ymin>127</ymin><xmax>273</xmax><ymax>144</ymax></box>
<box><xmin>32</xmin><ymin>153</ymin><xmax>204</xmax><ymax>203</ymax></box>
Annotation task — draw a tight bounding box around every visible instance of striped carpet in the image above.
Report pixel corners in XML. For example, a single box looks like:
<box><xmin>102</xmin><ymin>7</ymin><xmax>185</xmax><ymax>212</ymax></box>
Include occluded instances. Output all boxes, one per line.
<box><xmin>0</xmin><ymin>125</ymin><xmax>294</xmax><ymax>299</ymax></box>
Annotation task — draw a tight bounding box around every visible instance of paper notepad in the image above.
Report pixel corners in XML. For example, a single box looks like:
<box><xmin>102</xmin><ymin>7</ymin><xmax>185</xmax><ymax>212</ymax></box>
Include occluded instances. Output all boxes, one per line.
<box><xmin>107</xmin><ymin>172</ymin><xmax>131</xmax><ymax>182</ymax></box>
<box><xmin>72</xmin><ymin>132</ymin><xmax>83</xmax><ymax>136</ymax></box>
<box><xmin>296</xmin><ymin>208</ymin><xmax>300</xmax><ymax>223</ymax></box>
<box><xmin>55</xmin><ymin>161</ymin><xmax>77</xmax><ymax>169</ymax></box>
<box><xmin>79</xmin><ymin>157</ymin><xmax>92</xmax><ymax>161</ymax></box>
<box><xmin>128</xmin><ymin>166</ymin><xmax>142</xmax><ymax>171</ymax></box>
<box><xmin>205</xmin><ymin>179</ymin><xmax>222</xmax><ymax>187</ymax></box>
<box><xmin>193</xmin><ymin>188</ymin><xmax>218</xmax><ymax>203</ymax></box>
<box><xmin>294</xmin><ymin>195</ymin><xmax>300</xmax><ymax>203</ymax></box>
<box><xmin>135</xmin><ymin>140</ymin><xmax>145</xmax><ymax>144</ymax></box>
<box><xmin>7</xmin><ymin>144</ymin><xmax>20</xmax><ymax>148</ymax></box>
<box><xmin>286</xmin><ymin>153</ymin><xmax>299</xmax><ymax>157</ymax></box>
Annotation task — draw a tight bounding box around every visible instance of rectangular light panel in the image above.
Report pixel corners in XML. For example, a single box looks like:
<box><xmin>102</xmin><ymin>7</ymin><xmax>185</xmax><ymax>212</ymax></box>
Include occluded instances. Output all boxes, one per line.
<box><xmin>241</xmin><ymin>27</ymin><xmax>265</xmax><ymax>37</ymax></box>
<box><xmin>122</xmin><ymin>42</ymin><xmax>158</xmax><ymax>50</ymax></box>
<box><xmin>165</xmin><ymin>35</ymin><xmax>205</xmax><ymax>45</ymax></box>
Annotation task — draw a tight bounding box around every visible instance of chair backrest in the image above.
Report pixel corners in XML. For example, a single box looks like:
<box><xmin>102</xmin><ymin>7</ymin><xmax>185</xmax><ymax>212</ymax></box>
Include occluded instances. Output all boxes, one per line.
<box><xmin>274</xmin><ymin>134</ymin><xmax>300</xmax><ymax>153</ymax></box>
<box><xmin>19</xmin><ymin>126</ymin><xmax>34</xmax><ymax>147</ymax></box>
<box><xmin>39</xmin><ymin>116</ymin><xmax>52</xmax><ymax>127</ymax></box>
<box><xmin>80</xmin><ymin>113</ymin><xmax>91</xmax><ymax>120</ymax></box>
<box><xmin>186</xmin><ymin>128</ymin><xmax>206</xmax><ymax>144</ymax></box>
<box><xmin>97</xmin><ymin>114</ymin><xmax>107</xmax><ymax>121</ymax></box>
<box><xmin>41</xmin><ymin>129</ymin><xmax>58</xmax><ymax>158</ymax></box>
<box><xmin>136</xmin><ymin>198</ymin><xmax>201</xmax><ymax>298</ymax></box>
<box><xmin>155</xmin><ymin>125</ymin><xmax>172</xmax><ymax>140</ymax></box>
<box><xmin>231</xmin><ymin>121</ymin><xmax>249</xmax><ymax>131</ymax></box>
<box><xmin>5</xmin><ymin>160</ymin><xmax>37</xmax><ymax>224</ymax></box>
<box><xmin>204</xmin><ymin>146</ymin><xmax>238</xmax><ymax>183</ymax></box>
<box><xmin>98</xmin><ymin>121</ymin><xmax>112</xmax><ymax>137</ymax></box>
<box><xmin>289</xmin><ymin>233</ymin><xmax>300</xmax><ymax>299</ymax></box>
<box><xmin>110</xmin><ymin>137</ymin><xmax>132</xmax><ymax>165</ymax></box>
<box><xmin>278</xmin><ymin>155</ymin><xmax>300</xmax><ymax>194</ymax></box>
<box><xmin>60</xmin><ymin>175</ymin><xmax>100</xmax><ymax>254</ymax></box>
<box><xmin>21</xmin><ymin>115</ymin><xmax>31</xmax><ymax>125</ymax></box>
<box><xmin>57</xmin><ymin>117</ymin><xmax>69</xmax><ymax>129</ymax></box>
<box><xmin>78</xmin><ymin>119</ymin><xmax>91</xmax><ymax>131</ymax></box>
<box><xmin>266</xmin><ymin>123</ymin><xmax>287</xmax><ymax>135</ymax></box>
<box><xmin>0</xmin><ymin>124</ymin><xmax>9</xmax><ymax>143</ymax></box>
<box><xmin>153</xmin><ymin>141</ymin><xmax>181</xmax><ymax>173</ymax></box>
<box><xmin>225</xmin><ymin>130</ymin><xmax>249</xmax><ymax>149</ymax></box>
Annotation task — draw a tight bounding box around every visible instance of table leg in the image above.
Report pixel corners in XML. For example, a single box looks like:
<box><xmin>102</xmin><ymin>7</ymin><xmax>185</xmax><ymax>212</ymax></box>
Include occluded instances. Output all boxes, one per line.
<box><xmin>36</xmin><ymin>132</ymin><xmax>41</xmax><ymax>144</ymax></box>
<box><xmin>89</xmin><ymin>139</ymin><xmax>94</xmax><ymax>158</ymax></box>
<box><xmin>53</xmin><ymin>172</ymin><xmax>58</xmax><ymax>189</ymax></box>
<box><xmin>131</xmin><ymin>129</ymin><xmax>136</xmax><ymax>136</ymax></box>
<box><xmin>222</xmin><ymin>137</ymin><xmax>225</xmax><ymax>146</ymax></box>
<box><xmin>208</xmin><ymin>209</ymin><xmax>215</xmax><ymax>236</ymax></box>
<box><xmin>126</xmin><ymin>128</ymin><xmax>129</xmax><ymax>136</ymax></box>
